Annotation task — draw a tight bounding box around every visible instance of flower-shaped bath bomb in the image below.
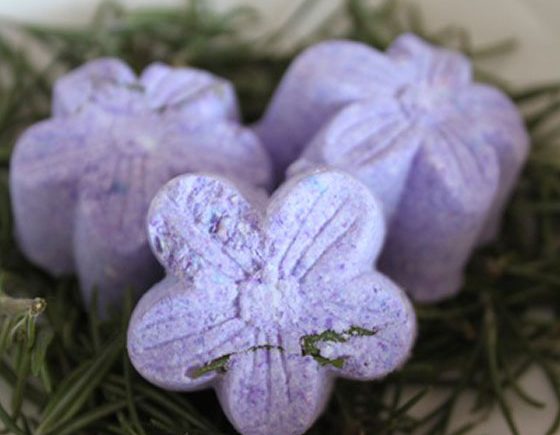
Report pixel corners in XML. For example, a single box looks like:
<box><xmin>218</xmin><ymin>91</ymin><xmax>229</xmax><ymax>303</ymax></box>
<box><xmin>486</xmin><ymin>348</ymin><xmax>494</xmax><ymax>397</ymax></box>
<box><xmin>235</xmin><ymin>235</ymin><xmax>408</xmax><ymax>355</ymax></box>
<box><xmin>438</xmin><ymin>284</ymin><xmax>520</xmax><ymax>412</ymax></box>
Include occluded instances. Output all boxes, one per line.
<box><xmin>128</xmin><ymin>169</ymin><xmax>416</xmax><ymax>435</ymax></box>
<box><xmin>256</xmin><ymin>33</ymin><xmax>528</xmax><ymax>239</ymax></box>
<box><xmin>258</xmin><ymin>34</ymin><xmax>528</xmax><ymax>302</ymax></box>
<box><xmin>10</xmin><ymin>58</ymin><xmax>272</xmax><ymax>311</ymax></box>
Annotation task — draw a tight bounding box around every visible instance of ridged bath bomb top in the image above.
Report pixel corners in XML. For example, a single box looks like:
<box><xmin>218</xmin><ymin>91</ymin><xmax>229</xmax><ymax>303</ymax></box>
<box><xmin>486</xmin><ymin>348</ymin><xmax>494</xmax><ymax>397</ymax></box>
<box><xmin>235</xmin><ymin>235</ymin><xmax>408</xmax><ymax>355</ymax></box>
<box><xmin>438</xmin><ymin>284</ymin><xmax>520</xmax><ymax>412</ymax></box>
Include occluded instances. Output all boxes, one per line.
<box><xmin>10</xmin><ymin>58</ymin><xmax>272</xmax><ymax>312</ymax></box>
<box><xmin>260</xmin><ymin>33</ymin><xmax>528</xmax><ymax>302</ymax></box>
<box><xmin>128</xmin><ymin>169</ymin><xmax>416</xmax><ymax>435</ymax></box>
<box><xmin>256</xmin><ymin>34</ymin><xmax>528</xmax><ymax>197</ymax></box>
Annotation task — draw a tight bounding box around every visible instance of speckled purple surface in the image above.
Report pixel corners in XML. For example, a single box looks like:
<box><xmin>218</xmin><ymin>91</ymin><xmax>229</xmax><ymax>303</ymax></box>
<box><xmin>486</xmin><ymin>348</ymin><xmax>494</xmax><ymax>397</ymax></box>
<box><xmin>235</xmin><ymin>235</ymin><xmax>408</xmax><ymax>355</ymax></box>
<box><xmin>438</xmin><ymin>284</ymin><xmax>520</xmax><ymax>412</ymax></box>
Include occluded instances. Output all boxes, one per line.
<box><xmin>10</xmin><ymin>58</ymin><xmax>272</xmax><ymax>312</ymax></box>
<box><xmin>257</xmin><ymin>33</ymin><xmax>529</xmax><ymax>302</ymax></box>
<box><xmin>128</xmin><ymin>169</ymin><xmax>416</xmax><ymax>435</ymax></box>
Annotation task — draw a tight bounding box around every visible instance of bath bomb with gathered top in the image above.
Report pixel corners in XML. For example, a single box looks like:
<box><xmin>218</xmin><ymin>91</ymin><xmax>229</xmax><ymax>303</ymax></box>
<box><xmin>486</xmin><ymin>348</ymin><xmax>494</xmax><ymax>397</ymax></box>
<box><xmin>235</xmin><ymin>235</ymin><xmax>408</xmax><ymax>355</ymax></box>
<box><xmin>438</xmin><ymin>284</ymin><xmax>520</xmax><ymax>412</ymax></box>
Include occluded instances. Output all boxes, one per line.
<box><xmin>263</xmin><ymin>34</ymin><xmax>529</xmax><ymax>301</ymax></box>
<box><xmin>10</xmin><ymin>58</ymin><xmax>272</xmax><ymax>312</ymax></box>
<box><xmin>128</xmin><ymin>169</ymin><xmax>416</xmax><ymax>435</ymax></box>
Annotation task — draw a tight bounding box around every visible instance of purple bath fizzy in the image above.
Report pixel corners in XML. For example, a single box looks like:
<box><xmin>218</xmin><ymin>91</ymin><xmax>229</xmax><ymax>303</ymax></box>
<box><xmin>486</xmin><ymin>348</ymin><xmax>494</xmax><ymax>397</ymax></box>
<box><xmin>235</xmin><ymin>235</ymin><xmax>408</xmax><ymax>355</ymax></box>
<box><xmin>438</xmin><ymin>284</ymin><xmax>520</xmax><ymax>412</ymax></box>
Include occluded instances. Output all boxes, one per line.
<box><xmin>259</xmin><ymin>33</ymin><xmax>528</xmax><ymax>302</ymax></box>
<box><xmin>128</xmin><ymin>169</ymin><xmax>416</xmax><ymax>435</ymax></box>
<box><xmin>10</xmin><ymin>58</ymin><xmax>272</xmax><ymax>312</ymax></box>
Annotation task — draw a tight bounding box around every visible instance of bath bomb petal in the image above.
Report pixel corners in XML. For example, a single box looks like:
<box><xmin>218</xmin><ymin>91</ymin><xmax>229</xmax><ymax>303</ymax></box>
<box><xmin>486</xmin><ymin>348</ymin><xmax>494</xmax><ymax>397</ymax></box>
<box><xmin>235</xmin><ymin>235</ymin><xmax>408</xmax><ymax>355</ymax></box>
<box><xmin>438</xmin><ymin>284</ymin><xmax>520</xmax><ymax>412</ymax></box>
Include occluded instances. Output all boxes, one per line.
<box><xmin>10</xmin><ymin>115</ymin><xmax>103</xmax><ymax>274</ymax></box>
<box><xmin>128</xmin><ymin>276</ymin><xmax>252</xmax><ymax>391</ymax></box>
<box><xmin>289</xmin><ymin>100</ymin><xmax>423</xmax><ymax>219</ymax></box>
<box><xmin>268</xmin><ymin>170</ymin><xmax>385</xmax><ymax>269</ymax></box>
<box><xmin>453</xmin><ymin>84</ymin><xmax>530</xmax><ymax>242</ymax></box>
<box><xmin>255</xmin><ymin>40</ymin><xmax>406</xmax><ymax>176</ymax></box>
<box><xmin>73</xmin><ymin>155</ymin><xmax>171</xmax><ymax>309</ymax></box>
<box><xmin>388</xmin><ymin>33</ymin><xmax>472</xmax><ymax>86</ymax></box>
<box><xmin>74</xmin><ymin>219</ymin><xmax>159</xmax><ymax>311</ymax></box>
<box><xmin>11</xmin><ymin>59</ymin><xmax>273</xmax><ymax>312</ymax></box>
<box><xmin>147</xmin><ymin>174</ymin><xmax>264</xmax><ymax>283</ymax></box>
<box><xmin>161</xmin><ymin>121</ymin><xmax>272</xmax><ymax>190</ymax></box>
<box><xmin>140</xmin><ymin>62</ymin><xmax>239</xmax><ymax>123</ymax></box>
<box><xmin>379</xmin><ymin>129</ymin><xmax>500</xmax><ymax>301</ymax></box>
<box><xmin>217</xmin><ymin>349</ymin><xmax>331</xmax><ymax>435</ymax></box>
<box><xmin>129</xmin><ymin>169</ymin><xmax>416</xmax><ymax>435</ymax></box>
<box><xmin>265</xmin><ymin>170</ymin><xmax>384</xmax><ymax>283</ymax></box>
<box><xmin>305</xmin><ymin>273</ymin><xmax>415</xmax><ymax>380</ymax></box>
<box><xmin>53</xmin><ymin>58</ymin><xmax>137</xmax><ymax>117</ymax></box>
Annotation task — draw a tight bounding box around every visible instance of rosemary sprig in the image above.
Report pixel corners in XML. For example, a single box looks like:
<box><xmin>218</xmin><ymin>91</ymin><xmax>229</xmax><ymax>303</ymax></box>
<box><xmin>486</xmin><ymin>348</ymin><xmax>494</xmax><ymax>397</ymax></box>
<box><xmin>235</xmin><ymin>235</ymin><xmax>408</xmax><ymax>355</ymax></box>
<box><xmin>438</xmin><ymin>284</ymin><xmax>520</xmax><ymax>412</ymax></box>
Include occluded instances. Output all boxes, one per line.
<box><xmin>0</xmin><ymin>1</ymin><xmax>560</xmax><ymax>434</ymax></box>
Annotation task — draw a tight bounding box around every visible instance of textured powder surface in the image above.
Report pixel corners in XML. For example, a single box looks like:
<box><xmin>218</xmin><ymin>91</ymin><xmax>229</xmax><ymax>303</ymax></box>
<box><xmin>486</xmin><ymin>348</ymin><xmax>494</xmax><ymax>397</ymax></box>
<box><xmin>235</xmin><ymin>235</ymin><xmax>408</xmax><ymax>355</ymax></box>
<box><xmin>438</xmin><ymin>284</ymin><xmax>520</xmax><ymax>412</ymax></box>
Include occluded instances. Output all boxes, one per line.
<box><xmin>128</xmin><ymin>169</ymin><xmax>416</xmax><ymax>435</ymax></box>
<box><xmin>10</xmin><ymin>58</ymin><xmax>272</xmax><ymax>312</ymax></box>
<box><xmin>257</xmin><ymin>33</ymin><xmax>529</xmax><ymax>302</ymax></box>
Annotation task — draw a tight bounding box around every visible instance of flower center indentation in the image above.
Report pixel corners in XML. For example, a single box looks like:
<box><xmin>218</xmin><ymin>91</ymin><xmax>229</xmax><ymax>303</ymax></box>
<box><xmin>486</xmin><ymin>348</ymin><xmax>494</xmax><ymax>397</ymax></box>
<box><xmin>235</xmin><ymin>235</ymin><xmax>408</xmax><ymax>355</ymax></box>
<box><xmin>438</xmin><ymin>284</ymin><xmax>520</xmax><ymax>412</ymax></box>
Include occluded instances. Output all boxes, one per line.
<box><xmin>109</xmin><ymin>118</ymin><xmax>159</xmax><ymax>157</ymax></box>
<box><xmin>396</xmin><ymin>83</ymin><xmax>451</xmax><ymax>124</ymax></box>
<box><xmin>238</xmin><ymin>267</ymin><xmax>301</xmax><ymax>331</ymax></box>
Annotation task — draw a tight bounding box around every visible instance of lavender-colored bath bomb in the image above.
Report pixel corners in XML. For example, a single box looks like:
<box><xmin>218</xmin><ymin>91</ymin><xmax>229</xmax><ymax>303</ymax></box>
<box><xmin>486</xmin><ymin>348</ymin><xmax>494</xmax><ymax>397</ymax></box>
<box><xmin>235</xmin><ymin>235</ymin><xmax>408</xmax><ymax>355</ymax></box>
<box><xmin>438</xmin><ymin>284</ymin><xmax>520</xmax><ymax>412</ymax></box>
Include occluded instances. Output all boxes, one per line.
<box><xmin>257</xmin><ymin>33</ymin><xmax>528</xmax><ymax>239</ymax></box>
<box><xmin>128</xmin><ymin>169</ymin><xmax>416</xmax><ymax>435</ymax></box>
<box><xmin>272</xmin><ymin>34</ymin><xmax>529</xmax><ymax>302</ymax></box>
<box><xmin>10</xmin><ymin>58</ymin><xmax>272</xmax><ymax>312</ymax></box>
